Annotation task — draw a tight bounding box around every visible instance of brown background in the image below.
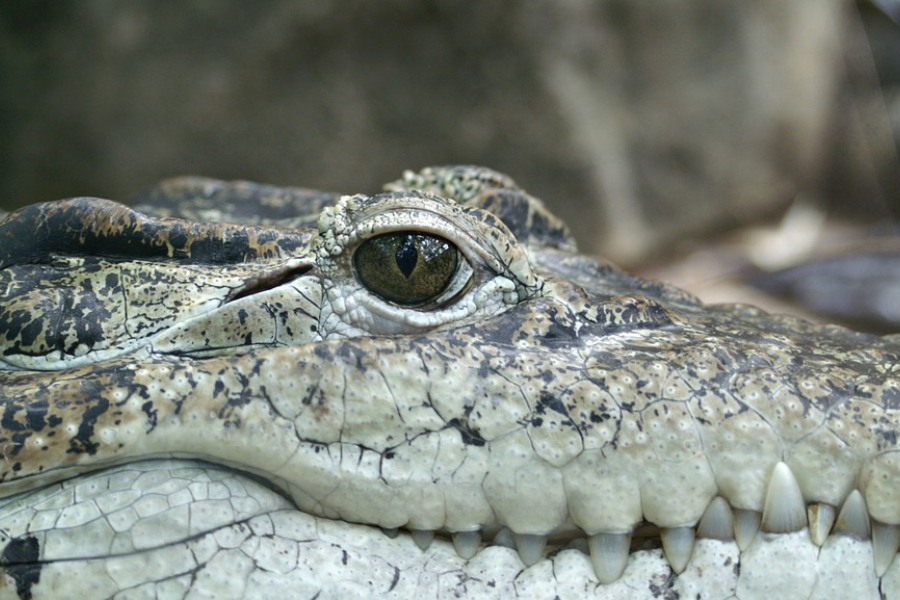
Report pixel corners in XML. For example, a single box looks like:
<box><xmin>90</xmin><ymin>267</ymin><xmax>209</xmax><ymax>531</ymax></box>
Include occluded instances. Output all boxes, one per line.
<box><xmin>1</xmin><ymin>0</ymin><xmax>898</xmax><ymax>264</ymax></box>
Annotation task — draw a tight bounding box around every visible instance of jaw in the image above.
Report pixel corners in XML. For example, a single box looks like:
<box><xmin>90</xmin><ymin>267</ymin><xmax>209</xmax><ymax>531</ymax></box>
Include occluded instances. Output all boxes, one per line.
<box><xmin>1</xmin><ymin>282</ymin><xmax>899</xmax><ymax>597</ymax></box>
<box><xmin>0</xmin><ymin>459</ymin><xmax>890</xmax><ymax>600</ymax></box>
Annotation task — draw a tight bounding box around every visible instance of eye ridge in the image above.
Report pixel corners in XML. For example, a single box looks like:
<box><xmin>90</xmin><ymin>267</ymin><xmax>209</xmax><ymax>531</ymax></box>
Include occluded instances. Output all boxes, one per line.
<box><xmin>353</xmin><ymin>231</ymin><xmax>464</xmax><ymax>307</ymax></box>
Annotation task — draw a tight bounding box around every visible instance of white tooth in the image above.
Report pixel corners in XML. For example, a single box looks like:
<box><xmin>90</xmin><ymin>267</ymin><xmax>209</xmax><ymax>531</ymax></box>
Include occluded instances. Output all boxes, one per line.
<box><xmin>588</xmin><ymin>532</ymin><xmax>631</xmax><ymax>584</ymax></box>
<box><xmin>834</xmin><ymin>490</ymin><xmax>870</xmax><ymax>539</ymax></box>
<box><xmin>452</xmin><ymin>531</ymin><xmax>482</xmax><ymax>560</ymax></box>
<box><xmin>761</xmin><ymin>462</ymin><xmax>807</xmax><ymax>533</ymax></box>
<box><xmin>734</xmin><ymin>509</ymin><xmax>761</xmax><ymax>550</ymax></box>
<box><xmin>382</xmin><ymin>527</ymin><xmax>399</xmax><ymax>539</ymax></box>
<box><xmin>697</xmin><ymin>497</ymin><xmax>734</xmax><ymax>541</ymax></box>
<box><xmin>660</xmin><ymin>526</ymin><xmax>695</xmax><ymax>574</ymax></box>
<box><xmin>872</xmin><ymin>520</ymin><xmax>900</xmax><ymax>576</ymax></box>
<box><xmin>514</xmin><ymin>533</ymin><xmax>547</xmax><ymax>567</ymax></box>
<box><xmin>410</xmin><ymin>529</ymin><xmax>434</xmax><ymax>551</ymax></box>
<box><xmin>807</xmin><ymin>503</ymin><xmax>836</xmax><ymax>547</ymax></box>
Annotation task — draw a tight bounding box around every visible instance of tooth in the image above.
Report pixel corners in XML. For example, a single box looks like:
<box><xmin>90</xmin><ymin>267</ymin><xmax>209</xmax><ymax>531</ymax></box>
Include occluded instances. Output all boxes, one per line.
<box><xmin>452</xmin><ymin>531</ymin><xmax>482</xmax><ymax>560</ymax></box>
<box><xmin>514</xmin><ymin>533</ymin><xmax>547</xmax><ymax>567</ymax></box>
<box><xmin>492</xmin><ymin>527</ymin><xmax>515</xmax><ymax>549</ymax></box>
<box><xmin>872</xmin><ymin>521</ymin><xmax>900</xmax><ymax>576</ymax></box>
<box><xmin>588</xmin><ymin>532</ymin><xmax>631</xmax><ymax>584</ymax></box>
<box><xmin>382</xmin><ymin>527</ymin><xmax>399</xmax><ymax>539</ymax></box>
<box><xmin>834</xmin><ymin>490</ymin><xmax>870</xmax><ymax>539</ymax></box>
<box><xmin>697</xmin><ymin>497</ymin><xmax>734</xmax><ymax>541</ymax></box>
<box><xmin>761</xmin><ymin>462</ymin><xmax>807</xmax><ymax>533</ymax></box>
<box><xmin>734</xmin><ymin>509</ymin><xmax>761</xmax><ymax>550</ymax></box>
<box><xmin>410</xmin><ymin>529</ymin><xmax>434</xmax><ymax>551</ymax></box>
<box><xmin>660</xmin><ymin>526</ymin><xmax>695</xmax><ymax>574</ymax></box>
<box><xmin>807</xmin><ymin>503</ymin><xmax>836</xmax><ymax>546</ymax></box>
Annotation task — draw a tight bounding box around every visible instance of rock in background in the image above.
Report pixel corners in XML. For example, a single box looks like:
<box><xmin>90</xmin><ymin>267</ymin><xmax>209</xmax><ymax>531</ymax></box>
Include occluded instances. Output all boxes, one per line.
<box><xmin>0</xmin><ymin>0</ymin><xmax>897</xmax><ymax>262</ymax></box>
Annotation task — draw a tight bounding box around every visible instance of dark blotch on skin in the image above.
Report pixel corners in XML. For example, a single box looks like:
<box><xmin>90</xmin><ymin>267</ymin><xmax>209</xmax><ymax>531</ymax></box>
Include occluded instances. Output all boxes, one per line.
<box><xmin>447</xmin><ymin>417</ymin><xmax>486</xmax><ymax>446</ymax></box>
<box><xmin>66</xmin><ymin>385</ymin><xmax>109</xmax><ymax>455</ymax></box>
<box><xmin>1</xmin><ymin>535</ymin><xmax>41</xmax><ymax>600</ymax></box>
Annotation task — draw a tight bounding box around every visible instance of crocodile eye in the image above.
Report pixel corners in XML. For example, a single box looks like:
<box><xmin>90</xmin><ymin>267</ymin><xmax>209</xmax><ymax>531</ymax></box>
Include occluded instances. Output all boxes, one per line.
<box><xmin>353</xmin><ymin>232</ymin><xmax>470</xmax><ymax>306</ymax></box>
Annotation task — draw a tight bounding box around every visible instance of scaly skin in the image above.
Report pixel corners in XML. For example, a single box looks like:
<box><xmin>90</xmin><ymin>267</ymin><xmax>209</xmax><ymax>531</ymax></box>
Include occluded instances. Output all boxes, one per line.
<box><xmin>0</xmin><ymin>167</ymin><xmax>898</xmax><ymax>599</ymax></box>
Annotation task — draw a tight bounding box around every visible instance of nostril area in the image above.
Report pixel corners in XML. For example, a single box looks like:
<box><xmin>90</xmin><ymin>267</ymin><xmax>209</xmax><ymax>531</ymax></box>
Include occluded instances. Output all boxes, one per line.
<box><xmin>226</xmin><ymin>264</ymin><xmax>314</xmax><ymax>303</ymax></box>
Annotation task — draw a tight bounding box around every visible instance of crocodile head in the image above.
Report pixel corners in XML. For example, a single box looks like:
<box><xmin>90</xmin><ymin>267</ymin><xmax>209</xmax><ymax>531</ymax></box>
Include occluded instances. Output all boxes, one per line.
<box><xmin>0</xmin><ymin>166</ymin><xmax>898</xmax><ymax>599</ymax></box>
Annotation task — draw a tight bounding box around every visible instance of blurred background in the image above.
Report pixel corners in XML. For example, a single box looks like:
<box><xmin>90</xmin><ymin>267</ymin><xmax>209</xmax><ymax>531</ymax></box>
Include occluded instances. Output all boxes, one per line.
<box><xmin>1</xmin><ymin>1</ymin><xmax>899</xmax><ymax>278</ymax></box>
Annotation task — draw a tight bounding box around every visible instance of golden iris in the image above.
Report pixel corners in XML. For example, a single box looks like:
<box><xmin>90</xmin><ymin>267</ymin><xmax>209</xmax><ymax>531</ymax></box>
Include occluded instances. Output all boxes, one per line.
<box><xmin>353</xmin><ymin>232</ymin><xmax>460</xmax><ymax>306</ymax></box>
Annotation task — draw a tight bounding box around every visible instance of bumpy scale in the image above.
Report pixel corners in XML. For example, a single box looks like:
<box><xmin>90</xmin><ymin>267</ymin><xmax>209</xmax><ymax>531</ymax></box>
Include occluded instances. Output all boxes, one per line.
<box><xmin>0</xmin><ymin>166</ymin><xmax>899</xmax><ymax>599</ymax></box>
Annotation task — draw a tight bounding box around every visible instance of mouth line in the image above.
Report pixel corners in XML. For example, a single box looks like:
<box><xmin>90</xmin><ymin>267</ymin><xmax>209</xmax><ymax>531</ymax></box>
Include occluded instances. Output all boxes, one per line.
<box><xmin>0</xmin><ymin>456</ymin><xmax>888</xmax><ymax>600</ymax></box>
<box><xmin>360</xmin><ymin>460</ymin><xmax>886</xmax><ymax>584</ymax></box>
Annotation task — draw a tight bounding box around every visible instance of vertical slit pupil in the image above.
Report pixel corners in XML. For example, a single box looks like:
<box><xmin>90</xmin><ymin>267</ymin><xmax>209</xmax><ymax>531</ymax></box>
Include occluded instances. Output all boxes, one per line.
<box><xmin>395</xmin><ymin>235</ymin><xmax>419</xmax><ymax>279</ymax></box>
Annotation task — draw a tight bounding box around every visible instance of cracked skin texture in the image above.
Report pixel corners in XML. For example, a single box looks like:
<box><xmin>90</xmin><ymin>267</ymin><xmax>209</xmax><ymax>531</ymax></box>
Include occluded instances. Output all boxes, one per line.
<box><xmin>0</xmin><ymin>166</ymin><xmax>899</xmax><ymax>599</ymax></box>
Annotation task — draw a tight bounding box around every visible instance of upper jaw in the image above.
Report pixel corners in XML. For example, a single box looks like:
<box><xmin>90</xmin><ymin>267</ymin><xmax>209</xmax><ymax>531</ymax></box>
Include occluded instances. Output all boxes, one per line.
<box><xmin>2</xmin><ymin>277</ymin><xmax>898</xmax><ymax>585</ymax></box>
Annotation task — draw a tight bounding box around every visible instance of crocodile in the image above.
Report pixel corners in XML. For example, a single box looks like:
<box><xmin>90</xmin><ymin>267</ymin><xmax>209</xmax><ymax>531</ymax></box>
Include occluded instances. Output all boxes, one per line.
<box><xmin>0</xmin><ymin>165</ymin><xmax>899</xmax><ymax>600</ymax></box>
